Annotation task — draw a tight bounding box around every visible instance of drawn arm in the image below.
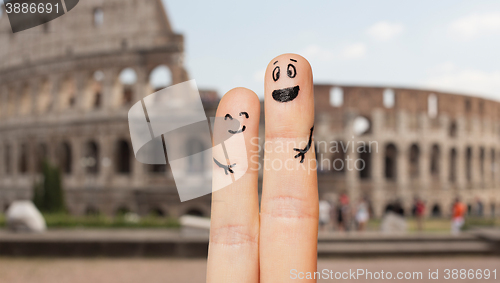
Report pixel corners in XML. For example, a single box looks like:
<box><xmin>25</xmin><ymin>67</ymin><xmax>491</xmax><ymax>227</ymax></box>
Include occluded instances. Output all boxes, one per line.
<box><xmin>213</xmin><ymin>157</ymin><xmax>236</xmax><ymax>175</ymax></box>
<box><xmin>293</xmin><ymin>126</ymin><xmax>314</xmax><ymax>163</ymax></box>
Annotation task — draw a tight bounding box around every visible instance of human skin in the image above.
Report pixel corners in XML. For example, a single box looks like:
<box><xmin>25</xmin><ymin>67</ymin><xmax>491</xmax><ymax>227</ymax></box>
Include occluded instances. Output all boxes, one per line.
<box><xmin>207</xmin><ymin>54</ymin><xmax>318</xmax><ymax>283</ymax></box>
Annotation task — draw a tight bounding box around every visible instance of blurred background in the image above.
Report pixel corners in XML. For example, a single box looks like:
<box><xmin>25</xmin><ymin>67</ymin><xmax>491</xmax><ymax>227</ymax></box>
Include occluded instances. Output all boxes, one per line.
<box><xmin>0</xmin><ymin>0</ymin><xmax>499</xmax><ymax>282</ymax></box>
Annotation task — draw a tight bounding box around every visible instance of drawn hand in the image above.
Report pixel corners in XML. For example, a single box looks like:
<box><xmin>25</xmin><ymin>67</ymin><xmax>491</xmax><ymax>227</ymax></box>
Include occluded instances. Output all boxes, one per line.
<box><xmin>294</xmin><ymin>126</ymin><xmax>314</xmax><ymax>163</ymax></box>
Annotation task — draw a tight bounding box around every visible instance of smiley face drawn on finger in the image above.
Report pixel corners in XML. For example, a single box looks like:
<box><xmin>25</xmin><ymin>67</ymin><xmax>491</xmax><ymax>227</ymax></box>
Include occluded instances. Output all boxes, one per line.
<box><xmin>225</xmin><ymin>112</ymin><xmax>249</xmax><ymax>134</ymax></box>
<box><xmin>271</xmin><ymin>58</ymin><xmax>300</xmax><ymax>103</ymax></box>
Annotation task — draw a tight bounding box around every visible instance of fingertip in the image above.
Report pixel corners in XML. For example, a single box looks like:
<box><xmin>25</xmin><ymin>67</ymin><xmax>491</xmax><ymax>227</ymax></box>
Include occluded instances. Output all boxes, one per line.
<box><xmin>216</xmin><ymin>87</ymin><xmax>260</xmax><ymax>118</ymax></box>
<box><xmin>264</xmin><ymin>53</ymin><xmax>314</xmax><ymax>138</ymax></box>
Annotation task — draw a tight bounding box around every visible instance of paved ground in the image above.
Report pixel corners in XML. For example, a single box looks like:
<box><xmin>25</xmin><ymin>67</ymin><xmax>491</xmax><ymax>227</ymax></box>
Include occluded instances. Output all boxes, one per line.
<box><xmin>0</xmin><ymin>257</ymin><xmax>498</xmax><ymax>283</ymax></box>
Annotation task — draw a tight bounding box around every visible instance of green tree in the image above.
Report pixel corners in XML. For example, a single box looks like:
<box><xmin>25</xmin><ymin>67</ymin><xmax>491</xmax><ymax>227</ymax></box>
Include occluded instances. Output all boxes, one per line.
<box><xmin>33</xmin><ymin>160</ymin><xmax>65</xmax><ymax>213</ymax></box>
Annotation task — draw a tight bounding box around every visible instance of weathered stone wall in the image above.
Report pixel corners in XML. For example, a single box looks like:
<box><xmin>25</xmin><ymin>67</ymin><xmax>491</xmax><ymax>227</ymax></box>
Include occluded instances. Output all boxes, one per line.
<box><xmin>314</xmin><ymin>84</ymin><xmax>500</xmax><ymax>218</ymax></box>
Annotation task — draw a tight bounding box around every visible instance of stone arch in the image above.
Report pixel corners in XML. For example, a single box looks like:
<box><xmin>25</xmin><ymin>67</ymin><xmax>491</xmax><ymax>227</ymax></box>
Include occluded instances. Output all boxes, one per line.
<box><xmin>82</xmin><ymin>70</ymin><xmax>103</xmax><ymax>110</ymax></box>
<box><xmin>184</xmin><ymin>208</ymin><xmax>205</xmax><ymax>217</ymax></box>
<box><xmin>118</xmin><ymin>67</ymin><xmax>137</xmax><ymax>105</ymax></box>
<box><xmin>4</xmin><ymin>202</ymin><xmax>11</xmax><ymax>213</ymax></box>
<box><xmin>449</xmin><ymin>148</ymin><xmax>457</xmax><ymax>182</ymax></box>
<box><xmin>35</xmin><ymin>143</ymin><xmax>48</xmax><ymax>174</ymax></box>
<box><xmin>430</xmin><ymin>144</ymin><xmax>440</xmax><ymax>177</ymax></box>
<box><xmin>315</xmin><ymin>141</ymin><xmax>329</xmax><ymax>174</ymax></box>
<box><xmin>150</xmin><ymin>207</ymin><xmax>166</xmax><ymax>217</ymax></box>
<box><xmin>19</xmin><ymin>84</ymin><xmax>31</xmax><ymax>115</ymax></box>
<box><xmin>4</xmin><ymin>143</ymin><xmax>11</xmax><ymax>174</ymax></box>
<box><xmin>149</xmin><ymin>163</ymin><xmax>167</xmax><ymax>174</ymax></box>
<box><xmin>115</xmin><ymin>139</ymin><xmax>131</xmax><ymax>174</ymax></box>
<box><xmin>449</xmin><ymin>120</ymin><xmax>457</xmax><ymax>138</ymax></box>
<box><xmin>57</xmin><ymin>142</ymin><xmax>72</xmax><ymax>174</ymax></box>
<box><xmin>149</xmin><ymin>65</ymin><xmax>173</xmax><ymax>92</ymax></box>
<box><xmin>358</xmin><ymin>144</ymin><xmax>371</xmax><ymax>179</ymax></box>
<box><xmin>330</xmin><ymin>141</ymin><xmax>346</xmax><ymax>176</ymax></box>
<box><xmin>38</xmin><ymin>78</ymin><xmax>52</xmax><ymax>113</ymax></box>
<box><xmin>84</xmin><ymin>141</ymin><xmax>100</xmax><ymax>175</ymax></box>
<box><xmin>479</xmin><ymin>147</ymin><xmax>485</xmax><ymax>180</ymax></box>
<box><xmin>19</xmin><ymin>143</ymin><xmax>28</xmax><ymax>174</ymax></box>
<box><xmin>59</xmin><ymin>76</ymin><xmax>76</xmax><ymax>110</ymax></box>
<box><xmin>384</xmin><ymin>143</ymin><xmax>397</xmax><ymax>180</ymax></box>
<box><xmin>465</xmin><ymin>146</ymin><xmax>472</xmax><ymax>182</ymax></box>
<box><xmin>384</xmin><ymin>203</ymin><xmax>393</xmax><ymax>213</ymax></box>
<box><xmin>491</xmin><ymin>148</ymin><xmax>496</xmax><ymax>181</ymax></box>
<box><xmin>7</xmin><ymin>86</ymin><xmax>16</xmax><ymax>116</ymax></box>
<box><xmin>409</xmin><ymin>143</ymin><xmax>420</xmax><ymax>179</ymax></box>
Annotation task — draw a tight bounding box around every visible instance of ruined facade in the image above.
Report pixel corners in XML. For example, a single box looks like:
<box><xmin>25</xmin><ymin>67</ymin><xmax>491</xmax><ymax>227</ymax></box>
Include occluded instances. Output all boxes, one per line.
<box><xmin>0</xmin><ymin>0</ymin><xmax>498</xmax><ymax>219</ymax></box>
<box><xmin>0</xmin><ymin>0</ymin><xmax>213</xmax><ymax>217</ymax></box>
<box><xmin>314</xmin><ymin>85</ymin><xmax>500</xmax><ymax>218</ymax></box>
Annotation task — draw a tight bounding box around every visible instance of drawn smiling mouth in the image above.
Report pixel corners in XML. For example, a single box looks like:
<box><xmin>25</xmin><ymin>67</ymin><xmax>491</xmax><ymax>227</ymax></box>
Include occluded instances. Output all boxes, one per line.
<box><xmin>272</xmin><ymin>85</ymin><xmax>300</xmax><ymax>103</ymax></box>
<box><xmin>228</xmin><ymin>125</ymin><xmax>246</xmax><ymax>134</ymax></box>
<box><xmin>225</xmin><ymin>112</ymin><xmax>248</xmax><ymax>134</ymax></box>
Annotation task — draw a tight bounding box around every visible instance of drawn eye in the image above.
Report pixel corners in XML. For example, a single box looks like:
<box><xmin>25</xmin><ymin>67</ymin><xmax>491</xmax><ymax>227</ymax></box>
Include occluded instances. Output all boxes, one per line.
<box><xmin>287</xmin><ymin>64</ymin><xmax>296</xmax><ymax>78</ymax></box>
<box><xmin>272</xmin><ymin>66</ymin><xmax>280</xmax><ymax>82</ymax></box>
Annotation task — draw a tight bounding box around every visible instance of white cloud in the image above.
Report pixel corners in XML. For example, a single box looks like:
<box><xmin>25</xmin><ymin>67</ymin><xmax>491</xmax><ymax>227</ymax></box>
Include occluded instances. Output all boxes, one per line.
<box><xmin>432</xmin><ymin>62</ymin><xmax>457</xmax><ymax>73</ymax></box>
<box><xmin>339</xmin><ymin>43</ymin><xmax>366</xmax><ymax>60</ymax></box>
<box><xmin>367</xmin><ymin>21</ymin><xmax>404</xmax><ymax>41</ymax></box>
<box><xmin>450</xmin><ymin>12</ymin><xmax>500</xmax><ymax>40</ymax></box>
<box><xmin>425</xmin><ymin>66</ymin><xmax>500</xmax><ymax>100</ymax></box>
<box><xmin>301</xmin><ymin>43</ymin><xmax>365</xmax><ymax>62</ymax></box>
<box><xmin>302</xmin><ymin>44</ymin><xmax>335</xmax><ymax>61</ymax></box>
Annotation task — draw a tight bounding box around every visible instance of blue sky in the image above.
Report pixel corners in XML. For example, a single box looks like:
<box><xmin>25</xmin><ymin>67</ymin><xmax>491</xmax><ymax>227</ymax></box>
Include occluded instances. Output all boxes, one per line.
<box><xmin>164</xmin><ymin>1</ymin><xmax>500</xmax><ymax>100</ymax></box>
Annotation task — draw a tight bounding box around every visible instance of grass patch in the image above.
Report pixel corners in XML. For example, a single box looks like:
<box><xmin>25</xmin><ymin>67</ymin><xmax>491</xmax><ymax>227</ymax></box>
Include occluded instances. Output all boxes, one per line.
<box><xmin>0</xmin><ymin>213</ymin><xmax>180</xmax><ymax>229</ymax></box>
<box><xmin>463</xmin><ymin>217</ymin><xmax>500</xmax><ymax>230</ymax></box>
<box><xmin>367</xmin><ymin>217</ymin><xmax>500</xmax><ymax>233</ymax></box>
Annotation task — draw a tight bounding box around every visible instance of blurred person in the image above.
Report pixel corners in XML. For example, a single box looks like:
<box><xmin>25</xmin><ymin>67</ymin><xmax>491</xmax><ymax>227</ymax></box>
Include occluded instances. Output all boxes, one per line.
<box><xmin>475</xmin><ymin>197</ymin><xmax>484</xmax><ymax>217</ymax></box>
<box><xmin>414</xmin><ymin>197</ymin><xmax>426</xmax><ymax>232</ymax></box>
<box><xmin>393</xmin><ymin>199</ymin><xmax>405</xmax><ymax>217</ymax></box>
<box><xmin>318</xmin><ymin>199</ymin><xmax>331</xmax><ymax>231</ymax></box>
<box><xmin>355</xmin><ymin>197</ymin><xmax>369</xmax><ymax>231</ymax></box>
<box><xmin>451</xmin><ymin>197</ymin><xmax>466</xmax><ymax>235</ymax></box>
<box><xmin>336</xmin><ymin>192</ymin><xmax>350</xmax><ymax>231</ymax></box>
<box><xmin>329</xmin><ymin>198</ymin><xmax>336</xmax><ymax>230</ymax></box>
<box><xmin>381</xmin><ymin>200</ymin><xmax>408</xmax><ymax>233</ymax></box>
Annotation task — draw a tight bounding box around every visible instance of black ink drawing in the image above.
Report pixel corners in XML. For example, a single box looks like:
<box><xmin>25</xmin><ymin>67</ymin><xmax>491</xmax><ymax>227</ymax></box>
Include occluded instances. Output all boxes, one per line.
<box><xmin>213</xmin><ymin>158</ymin><xmax>236</xmax><ymax>175</ymax></box>
<box><xmin>272</xmin><ymin>85</ymin><xmax>300</xmax><ymax>103</ymax></box>
<box><xmin>271</xmin><ymin>58</ymin><xmax>300</xmax><ymax>103</ymax></box>
<box><xmin>224</xmin><ymin>112</ymin><xmax>249</xmax><ymax>134</ymax></box>
<box><xmin>293</xmin><ymin>126</ymin><xmax>314</xmax><ymax>163</ymax></box>
<box><xmin>214</xmin><ymin>111</ymin><xmax>250</xmax><ymax>174</ymax></box>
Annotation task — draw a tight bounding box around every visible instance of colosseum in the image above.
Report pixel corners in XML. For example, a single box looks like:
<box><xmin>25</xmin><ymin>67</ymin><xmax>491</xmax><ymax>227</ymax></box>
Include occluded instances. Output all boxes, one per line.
<box><xmin>0</xmin><ymin>0</ymin><xmax>498</xmax><ymax>219</ymax></box>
